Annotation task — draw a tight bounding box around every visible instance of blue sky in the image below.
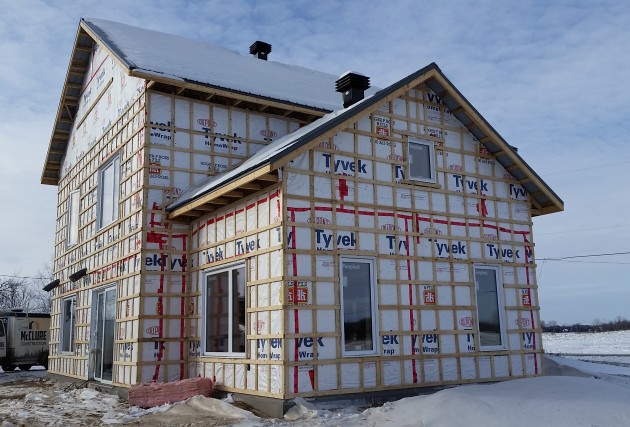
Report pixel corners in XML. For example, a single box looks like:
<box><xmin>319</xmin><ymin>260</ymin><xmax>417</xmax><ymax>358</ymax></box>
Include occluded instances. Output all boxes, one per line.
<box><xmin>1</xmin><ymin>0</ymin><xmax>628</xmax><ymax>324</ymax></box>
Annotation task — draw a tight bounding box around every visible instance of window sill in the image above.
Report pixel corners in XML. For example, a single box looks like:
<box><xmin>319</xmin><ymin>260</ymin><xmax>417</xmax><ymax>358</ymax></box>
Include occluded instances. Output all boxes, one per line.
<box><xmin>201</xmin><ymin>353</ymin><xmax>247</xmax><ymax>358</ymax></box>
<box><xmin>401</xmin><ymin>179</ymin><xmax>441</xmax><ymax>189</ymax></box>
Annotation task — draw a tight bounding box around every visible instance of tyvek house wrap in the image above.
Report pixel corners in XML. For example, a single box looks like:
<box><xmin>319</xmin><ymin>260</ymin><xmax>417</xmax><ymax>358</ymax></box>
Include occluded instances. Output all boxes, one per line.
<box><xmin>83</xmin><ymin>18</ymin><xmax>378</xmax><ymax>113</ymax></box>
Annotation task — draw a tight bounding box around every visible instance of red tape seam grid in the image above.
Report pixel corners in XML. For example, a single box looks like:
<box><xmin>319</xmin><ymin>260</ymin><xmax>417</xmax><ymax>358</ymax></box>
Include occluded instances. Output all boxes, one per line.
<box><xmin>522</xmin><ymin>234</ymin><xmax>538</xmax><ymax>375</ymax></box>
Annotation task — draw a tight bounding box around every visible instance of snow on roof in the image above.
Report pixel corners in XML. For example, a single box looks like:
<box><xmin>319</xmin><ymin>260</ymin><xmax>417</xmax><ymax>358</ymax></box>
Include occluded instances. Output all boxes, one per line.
<box><xmin>83</xmin><ymin>18</ymin><xmax>376</xmax><ymax>112</ymax></box>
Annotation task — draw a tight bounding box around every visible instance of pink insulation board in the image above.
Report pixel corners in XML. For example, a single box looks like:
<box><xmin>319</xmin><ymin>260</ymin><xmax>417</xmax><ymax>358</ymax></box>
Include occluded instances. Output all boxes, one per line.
<box><xmin>128</xmin><ymin>377</ymin><xmax>214</xmax><ymax>408</ymax></box>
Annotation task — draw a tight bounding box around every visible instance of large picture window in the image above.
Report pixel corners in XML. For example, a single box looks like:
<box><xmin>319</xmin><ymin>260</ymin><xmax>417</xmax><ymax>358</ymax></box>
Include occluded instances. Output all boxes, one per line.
<box><xmin>203</xmin><ymin>263</ymin><xmax>246</xmax><ymax>356</ymax></box>
<box><xmin>98</xmin><ymin>156</ymin><xmax>120</xmax><ymax>229</ymax></box>
<box><xmin>474</xmin><ymin>265</ymin><xmax>506</xmax><ymax>350</ymax></box>
<box><xmin>67</xmin><ymin>190</ymin><xmax>80</xmax><ymax>247</ymax></box>
<box><xmin>61</xmin><ymin>296</ymin><xmax>76</xmax><ymax>353</ymax></box>
<box><xmin>408</xmin><ymin>137</ymin><xmax>436</xmax><ymax>183</ymax></box>
<box><xmin>340</xmin><ymin>257</ymin><xmax>377</xmax><ymax>356</ymax></box>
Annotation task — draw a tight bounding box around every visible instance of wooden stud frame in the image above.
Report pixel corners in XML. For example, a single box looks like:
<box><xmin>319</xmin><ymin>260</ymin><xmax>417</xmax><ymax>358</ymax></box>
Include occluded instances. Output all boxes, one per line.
<box><xmin>48</xmin><ymin>39</ymin><xmax>544</xmax><ymax>400</ymax></box>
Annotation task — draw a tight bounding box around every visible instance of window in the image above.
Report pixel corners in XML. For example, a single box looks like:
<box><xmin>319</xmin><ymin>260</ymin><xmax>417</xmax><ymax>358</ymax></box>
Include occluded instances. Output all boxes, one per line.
<box><xmin>340</xmin><ymin>257</ymin><xmax>377</xmax><ymax>356</ymax></box>
<box><xmin>98</xmin><ymin>156</ymin><xmax>120</xmax><ymax>228</ymax></box>
<box><xmin>203</xmin><ymin>263</ymin><xmax>246</xmax><ymax>356</ymax></box>
<box><xmin>408</xmin><ymin>138</ymin><xmax>436</xmax><ymax>183</ymax></box>
<box><xmin>474</xmin><ymin>265</ymin><xmax>506</xmax><ymax>350</ymax></box>
<box><xmin>61</xmin><ymin>296</ymin><xmax>76</xmax><ymax>353</ymax></box>
<box><xmin>67</xmin><ymin>190</ymin><xmax>80</xmax><ymax>246</ymax></box>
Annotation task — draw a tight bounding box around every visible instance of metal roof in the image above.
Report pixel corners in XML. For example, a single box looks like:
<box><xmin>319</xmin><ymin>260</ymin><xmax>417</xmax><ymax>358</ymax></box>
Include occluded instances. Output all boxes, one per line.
<box><xmin>42</xmin><ymin>18</ymin><xmax>379</xmax><ymax>185</ymax></box>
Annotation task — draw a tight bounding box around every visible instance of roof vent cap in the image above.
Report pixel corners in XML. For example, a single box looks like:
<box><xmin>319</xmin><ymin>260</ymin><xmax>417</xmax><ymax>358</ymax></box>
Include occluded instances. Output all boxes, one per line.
<box><xmin>250</xmin><ymin>41</ymin><xmax>272</xmax><ymax>60</ymax></box>
<box><xmin>335</xmin><ymin>71</ymin><xmax>370</xmax><ymax>108</ymax></box>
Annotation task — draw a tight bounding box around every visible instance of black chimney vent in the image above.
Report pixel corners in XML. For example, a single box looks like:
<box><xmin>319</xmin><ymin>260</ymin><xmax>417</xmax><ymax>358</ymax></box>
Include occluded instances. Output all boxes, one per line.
<box><xmin>335</xmin><ymin>71</ymin><xmax>370</xmax><ymax>108</ymax></box>
<box><xmin>250</xmin><ymin>41</ymin><xmax>272</xmax><ymax>60</ymax></box>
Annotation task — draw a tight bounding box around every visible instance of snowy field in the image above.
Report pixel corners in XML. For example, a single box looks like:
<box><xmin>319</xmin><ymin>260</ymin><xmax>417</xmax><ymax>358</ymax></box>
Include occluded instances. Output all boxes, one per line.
<box><xmin>1</xmin><ymin>331</ymin><xmax>629</xmax><ymax>426</ymax></box>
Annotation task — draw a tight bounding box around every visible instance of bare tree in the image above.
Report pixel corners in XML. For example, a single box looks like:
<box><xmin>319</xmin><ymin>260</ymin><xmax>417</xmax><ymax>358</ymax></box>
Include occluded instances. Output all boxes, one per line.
<box><xmin>0</xmin><ymin>265</ymin><xmax>52</xmax><ymax>313</ymax></box>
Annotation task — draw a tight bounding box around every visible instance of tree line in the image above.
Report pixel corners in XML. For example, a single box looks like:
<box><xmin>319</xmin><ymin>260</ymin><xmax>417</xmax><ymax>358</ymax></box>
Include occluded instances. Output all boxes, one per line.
<box><xmin>542</xmin><ymin>317</ymin><xmax>630</xmax><ymax>333</ymax></box>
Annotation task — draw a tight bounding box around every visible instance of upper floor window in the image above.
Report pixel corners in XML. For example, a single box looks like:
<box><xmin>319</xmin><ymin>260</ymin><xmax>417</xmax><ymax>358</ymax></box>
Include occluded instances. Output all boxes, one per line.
<box><xmin>408</xmin><ymin>137</ymin><xmax>436</xmax><ymax>183</ymax></box>
<box><xmin>98</xmin><ymin>156</ymin><xmax>120</xmax><ymax>229</ymax></box>
<box><xmin>67</xmin><ymin>190</ymin><xmax>80</xmax><ymax>247</ymax></box>
<box><xmin>203</xmin><ymin>262</ymin><xmax>247</xmax><ymax>357</ymax></box>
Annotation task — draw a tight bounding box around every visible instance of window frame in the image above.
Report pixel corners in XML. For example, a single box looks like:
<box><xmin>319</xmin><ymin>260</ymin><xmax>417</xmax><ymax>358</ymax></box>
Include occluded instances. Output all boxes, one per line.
<box><xmin>60</xmin><ymin>296</ymin><xmax>76</xmax><ymax>354</ymax></box>
<box><xmin>407</xmin><ymin>137</ymin><xmax>436</xmax><ymax>183</ymax></box>
<box><xmin>97</xmin><ymin>155</ymin><xmax>120</xmax><ymax>229</ymax></box>
<box><xmin>201</xmin><ymin>261</ymin><xmax>247</xmax><ymax>358</ymax></box>
<box><xmin>473</xmin><ymin>264</ymin><xmax>507</xmax><ymax>351</ymax></box>
<box><xmin>67</xmin><ymin>190</ymin><xmax>80</xmax><ymax>247</ymax></box>
<box><xmin>339</xmin><ymin>256</ymin><xmax>378</xmax><ymax>357</ymax></box>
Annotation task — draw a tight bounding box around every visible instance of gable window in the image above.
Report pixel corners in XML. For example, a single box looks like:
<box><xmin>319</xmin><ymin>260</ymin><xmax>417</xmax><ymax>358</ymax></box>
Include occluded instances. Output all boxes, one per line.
<box><xmin>203</xmin><ymin>262</ymin><xmax>246</xmax><ymax>356</ymax></box>
<box><xmin>474</xmin><ymin>265</ymin><xmax>506</xmax><ymax>350</ymax></box>
<box><xmin>340</xmin><ymin>257</ymin><xmax>378</xmax><ymax>356</ymax></box>
<box><xmin>61</xmin><ymin>296</ymin><xmax>76</xmax><ymax>353</ymax></box>
<box><xmin>408</xmin><ymin>137</ymin><xmax>436</xmax><ymax>183</ymax></box>
<box><xmin>67</xmin><ymin>190</ymin><xmax>80</xmax><ymax>247</ymax></box>
<box><xmin>98</xmin><ymin>156</ymin><xmax>120</xmax><ymax>229</ymax></box>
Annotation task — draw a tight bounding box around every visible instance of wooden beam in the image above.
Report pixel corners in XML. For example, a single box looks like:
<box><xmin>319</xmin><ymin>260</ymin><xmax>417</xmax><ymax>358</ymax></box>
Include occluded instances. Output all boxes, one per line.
<box><xmin>75</xmin><ymin>45</ymin><xmax>92</xmax><ymax>53</ymax></box>
<box><xmin>208</xmin><ymin>197</ymin><xmax>229</xmax><ymax>205</ymax></box>
<box><xmin>531</xmin><ymin>198</ymin><xmax>542</xmax><ymax>210</ymax></box>
<box><xmin>240</xmin><ymin>182</ymin><xmax>262</xmax><ymax>191</ymax></box>
<box><xmin>223</xmin><ymin>190</ymin><xmax>244</xmax><ymax>198</ymax></box>
<box><xmin>194</xmin><ymin>205</ymin><xmax>215</xmax><ymax>212</ymax></box>
<box><xmin>168</xmin><ymin>165</ymin><xmax>273</xmax><ymax>219</ymax></box>
<box><xmin>435</xmin><ymin>90</ymin><xmax>449</xmax><ymax>100</ymax></box>
<box><xmin>256</xmin><ymin>173</ymin><xmax>278</xmax><ymax>182</ymax></box>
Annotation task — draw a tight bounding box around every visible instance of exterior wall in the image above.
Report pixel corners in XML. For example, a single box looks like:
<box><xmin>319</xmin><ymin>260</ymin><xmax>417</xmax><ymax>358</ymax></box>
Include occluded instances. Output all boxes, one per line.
<box><xmin>50</xmin><ymin>44</ymin><xmax>542</xmax><ymax>400</ymax></box>
<box><xmin>51</xmin><ymin>53</ymin><xmax>309</xmax><ymax>386</ymax></box>
<box><xmin>280</xmin><ymin>83</ymin><xmax>541</xmax><ymax>397</ymax></box>
<box><xmin>50</xmin><ymin>41</ymin><xmax>146</xmax><ymax>383</ymax></box>
<box><xmin>188</xmin><ymin>187</ymin><xmax>284</xmax><ymax>397</ymax></box>
<box><xmin>138</xmin><ymin>93</ymin><xmax>304</xmax><ymax>384</ymax></box>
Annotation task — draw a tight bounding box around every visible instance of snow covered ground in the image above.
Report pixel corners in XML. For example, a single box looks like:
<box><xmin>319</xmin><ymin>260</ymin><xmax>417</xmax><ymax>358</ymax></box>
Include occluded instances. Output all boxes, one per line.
<box><xmin>1</xmin><ymin>331</ymin><xmax>629</xmax><ymax>426</ymax></box>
